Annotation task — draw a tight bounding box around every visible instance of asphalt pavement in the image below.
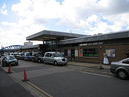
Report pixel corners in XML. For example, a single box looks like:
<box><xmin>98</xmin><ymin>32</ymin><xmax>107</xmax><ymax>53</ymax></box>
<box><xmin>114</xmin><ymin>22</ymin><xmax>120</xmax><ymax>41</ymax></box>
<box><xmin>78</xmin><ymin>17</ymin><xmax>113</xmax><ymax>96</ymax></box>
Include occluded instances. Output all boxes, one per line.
<box><xmin>30</xmin><ymin>71</ymin><xmax>129</xmax><ymax>97</ymax></box>
<box><xmin>1</xmin><ymin>60</ymin><xmax>129</xmax><ymax>97</ymax></box>
<box><xmin>0</xmin><ymin>67</ymin><xmax>34</xmax><ymax>97</ymax></box>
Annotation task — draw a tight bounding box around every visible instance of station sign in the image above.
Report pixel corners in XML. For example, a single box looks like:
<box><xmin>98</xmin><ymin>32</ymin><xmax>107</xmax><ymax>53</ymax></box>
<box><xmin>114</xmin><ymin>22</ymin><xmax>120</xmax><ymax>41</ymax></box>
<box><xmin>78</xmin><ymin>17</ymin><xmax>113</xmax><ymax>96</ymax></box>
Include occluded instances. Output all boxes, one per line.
<box><xmin>79</xmin><ymin>42</ymin><xmax>103</xmax><ymax>46</ymax></box>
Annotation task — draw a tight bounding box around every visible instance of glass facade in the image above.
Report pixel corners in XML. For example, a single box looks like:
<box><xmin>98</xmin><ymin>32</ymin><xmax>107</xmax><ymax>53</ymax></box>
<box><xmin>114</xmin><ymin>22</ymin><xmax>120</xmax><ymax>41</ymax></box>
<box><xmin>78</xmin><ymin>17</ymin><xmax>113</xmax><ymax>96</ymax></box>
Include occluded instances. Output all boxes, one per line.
<box><xmin>83</xmin><ymin>48</ymin><xmax>98</xmax><ymax>57</ymax></box>
<box><xmin>71</xmin><ymin>49</ymin><xmax>75</xmax><ymax>57</ymax></box>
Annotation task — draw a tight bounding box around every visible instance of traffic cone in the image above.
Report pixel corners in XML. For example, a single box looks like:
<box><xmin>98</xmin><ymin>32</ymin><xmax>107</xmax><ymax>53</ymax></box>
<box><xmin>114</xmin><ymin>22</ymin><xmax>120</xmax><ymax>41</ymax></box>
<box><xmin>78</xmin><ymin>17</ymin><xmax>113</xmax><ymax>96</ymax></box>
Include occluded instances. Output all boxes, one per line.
<box><xmin>22</xmin><ymin>69</ymin><xmax>29</xmax><ymax>82</ymax></box>
<box><xmin>7</xmin><ymin>64</ymin><xmax>12</xmax><ymax>73</ymax></box>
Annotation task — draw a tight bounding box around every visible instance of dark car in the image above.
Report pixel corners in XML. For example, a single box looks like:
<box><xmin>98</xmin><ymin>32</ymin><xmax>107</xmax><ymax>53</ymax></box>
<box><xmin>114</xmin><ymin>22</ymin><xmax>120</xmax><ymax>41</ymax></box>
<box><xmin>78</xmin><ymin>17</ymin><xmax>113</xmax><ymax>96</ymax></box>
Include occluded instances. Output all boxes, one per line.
<box><xmin>24</xmin><ymin>52</ymin><xmax>33</xmax><ymax>61</ymax></box>
<box><xmin>31</xmin><ymin>53</ymin><xmax>44</xmax><ymax>62</ymax></box>
<box><xmin>110</xmin><ymin>58</ymin><xmax>129</xmax><ymax>79</ymax></box>
<box><xmin>14</xmin><ymin>53</ymin><xmax>24</xmax><ymax>60</ymax></box>
<box><xmin>2</xmin><ymin>55</ymin><xmax>18</xmax><ymax>67</ymax></box>
<box><xmin>17</xmin><ymin>53</ymin><xmax>25</xmax><ymax>60</ymax></box>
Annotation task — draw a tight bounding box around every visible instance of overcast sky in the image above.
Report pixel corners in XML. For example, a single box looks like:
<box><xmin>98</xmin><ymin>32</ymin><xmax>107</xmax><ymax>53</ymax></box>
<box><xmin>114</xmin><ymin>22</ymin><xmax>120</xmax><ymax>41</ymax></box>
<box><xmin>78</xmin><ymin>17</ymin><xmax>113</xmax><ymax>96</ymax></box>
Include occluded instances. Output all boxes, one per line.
<box><xmin>0</xmin><ymin>0</ymin><xmax>129</xmax><ymax>47</ymax></box>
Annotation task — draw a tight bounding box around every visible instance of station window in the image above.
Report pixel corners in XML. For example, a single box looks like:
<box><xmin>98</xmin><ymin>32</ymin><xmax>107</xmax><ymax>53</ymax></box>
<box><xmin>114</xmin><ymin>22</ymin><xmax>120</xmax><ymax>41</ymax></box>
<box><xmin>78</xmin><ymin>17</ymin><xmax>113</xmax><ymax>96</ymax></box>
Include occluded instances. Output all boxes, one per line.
<box><xmin>64</xmin><ymin>49</ymin><xmax>68</xmax><ymax>56</ymax></box>
<box><xmin>83</xmin><ymin>48</ymin><xmax>98</xmax><ymax>57</ymax></box>
<box><xmin>71</xmin><ymin>49</ymin><xmax>75</xmax><ymax>57</ymax></box>
<box><xmin>105</xmin><ymin>49</ymin><xmax>115</xmax><ymax>58</ymax></box>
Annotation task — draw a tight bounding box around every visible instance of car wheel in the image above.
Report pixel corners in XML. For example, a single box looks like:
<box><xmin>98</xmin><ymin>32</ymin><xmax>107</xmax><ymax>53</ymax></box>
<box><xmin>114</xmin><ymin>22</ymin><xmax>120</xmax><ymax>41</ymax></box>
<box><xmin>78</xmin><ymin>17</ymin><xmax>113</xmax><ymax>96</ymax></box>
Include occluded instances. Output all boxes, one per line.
<box><xmin>16</xmin><ymin>63</ymin><xmax>18</xmax><ymax>66</ymax></box>
<box><xmin>54</xmin><ymin>61</ymin><xmax>58</xmax><ymax>65</ymax></box>
<box><xmin>38</xmin><ymin>59</ymin><xmax>41</xmax><ymax>63</ymax></box>
<box><xmin>117</xmin><ymin>70</ymin><xmax>128</xmax><ymax>80</ymax></box>
<box><xmin>42</xmin><ymin>60</ymin><xmax>44</xmax><ymax>63</ymax></box>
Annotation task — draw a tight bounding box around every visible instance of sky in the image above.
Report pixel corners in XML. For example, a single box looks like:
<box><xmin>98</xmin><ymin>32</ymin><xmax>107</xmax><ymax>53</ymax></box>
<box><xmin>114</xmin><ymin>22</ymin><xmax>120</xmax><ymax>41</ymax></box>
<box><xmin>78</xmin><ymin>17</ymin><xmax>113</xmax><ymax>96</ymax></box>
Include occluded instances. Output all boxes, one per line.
<box><xmin>0</xmin><ymin>0</ymin><xmax>129</xmax><ymax>47</ymax></box>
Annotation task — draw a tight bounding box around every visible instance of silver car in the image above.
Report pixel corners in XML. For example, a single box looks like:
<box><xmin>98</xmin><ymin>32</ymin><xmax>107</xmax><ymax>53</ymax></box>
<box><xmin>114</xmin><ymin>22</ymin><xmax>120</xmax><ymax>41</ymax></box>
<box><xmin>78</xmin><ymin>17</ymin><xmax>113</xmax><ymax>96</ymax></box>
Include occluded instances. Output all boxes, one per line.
<box><xmin>110</xmin><ymin>58</ymin><xmax>129</xmax><ymax>79</ymax></box>
<box><xmin>2</xmin><ymin>55</ymin><xmax>18</xmax><ymax>67</ymax></box>
<box><xmin>42</xmin><ymin>52</ymin><xmax>68</xmax><ymax>65</ymax></box>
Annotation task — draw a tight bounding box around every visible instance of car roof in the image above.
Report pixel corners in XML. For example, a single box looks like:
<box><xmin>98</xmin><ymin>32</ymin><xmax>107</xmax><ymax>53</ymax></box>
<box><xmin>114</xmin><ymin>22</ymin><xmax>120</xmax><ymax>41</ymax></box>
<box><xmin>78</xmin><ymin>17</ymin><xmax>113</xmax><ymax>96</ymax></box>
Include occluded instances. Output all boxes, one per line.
<box><xmin>4</xmin><ymin>55</ymin><xmax>14</xmax><ymax>57</ymax></box>
<box><xmin>45</xmin><ymin>52</ymin><xmax>60</xmax><ymax>54</ymax></box>
<box><xmin>121</xmin><ymin>58</ymin><xmax>129</xmax><ymax>61</ymax></box>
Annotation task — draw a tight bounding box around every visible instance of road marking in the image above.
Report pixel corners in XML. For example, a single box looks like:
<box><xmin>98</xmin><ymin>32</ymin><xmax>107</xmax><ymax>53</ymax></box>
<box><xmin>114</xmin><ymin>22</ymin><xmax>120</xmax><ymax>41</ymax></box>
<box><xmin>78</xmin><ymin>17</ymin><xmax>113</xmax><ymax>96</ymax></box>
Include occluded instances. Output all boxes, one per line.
<box><xmin>10</xmin><ymin>75</ymin><xmax>52</xmax><ymax>97</ymax></box>
<box><xmin>27</xmin><ymin>81</ymin><xmax>54</xmax><ymax>97</ymax></box>
<box><xmin>1</xmin><ymin>66</ymin><xmax>54</xmax><ymax>97</ymax></box>
<box><xmin>9</xmin><ymin>73</ymin><xmax>54</xmax><ymax>97</ymax></box>
<box><xmin>81</xmin><ymin>71</ymin><xmax>113</xmax><ymax>78</ymax></box>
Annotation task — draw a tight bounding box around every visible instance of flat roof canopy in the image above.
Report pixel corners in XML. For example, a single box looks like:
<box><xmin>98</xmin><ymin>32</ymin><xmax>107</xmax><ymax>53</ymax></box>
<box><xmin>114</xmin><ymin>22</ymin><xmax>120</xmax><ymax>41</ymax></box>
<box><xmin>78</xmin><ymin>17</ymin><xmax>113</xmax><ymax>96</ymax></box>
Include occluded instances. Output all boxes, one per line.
<box><xmin>26</xmin><ymin>30</ymin><xmax>85</xmax><ymax>41</ymax></box>
<box><xmin>60</xmin><ymin>30</ymin><xmax>129</xmax><ymax>44</ymax></box>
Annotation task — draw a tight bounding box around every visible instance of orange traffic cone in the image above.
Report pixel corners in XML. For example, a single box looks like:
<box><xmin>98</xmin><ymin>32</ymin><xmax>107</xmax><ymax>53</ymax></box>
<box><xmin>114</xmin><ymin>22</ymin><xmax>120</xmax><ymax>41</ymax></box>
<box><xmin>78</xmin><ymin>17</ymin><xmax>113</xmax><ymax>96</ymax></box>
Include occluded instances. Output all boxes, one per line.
<box><xmin>22</xmin><ymin>69</ymin><xmax>29</xmax><ymax>82</ymax></box>
<box><xmin>7</xmin><ymin>64</ymin><xmax>12</xmax><ymax>73</ymax></box>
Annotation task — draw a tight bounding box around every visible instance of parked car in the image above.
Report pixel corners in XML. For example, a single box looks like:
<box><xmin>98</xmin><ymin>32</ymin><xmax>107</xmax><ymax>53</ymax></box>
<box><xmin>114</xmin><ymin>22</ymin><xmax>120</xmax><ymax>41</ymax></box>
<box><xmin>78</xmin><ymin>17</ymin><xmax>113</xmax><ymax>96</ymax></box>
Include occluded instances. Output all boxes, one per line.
<box><xmin>32</xmin><ymin>53</ymin><xmax>44</xmax><ymax>62</ymax></box>
<box><xmin>0</xmin><ymin>55</ymin><xmax>4</xmax><ymax>65</ymax></box>
<box><xmin>1</xmin><ymin>55</ymin><xmax>18</xmax><ymax>67</ymax></box>
<box><xmin>24</xmin><ymin>52</ymin><xmax>33</xmax><ymax>61</ymax></box>
<box><xmin>16</xmin><ymin>53</ymin><xmax>24</xmax><ymax>60</ymax></box>
<box><xmin>110</xmin><ymin>58</ymin><xmax>129</xmax><ymax>79</ymax></box>
<box><xmin>41</xmin><ymin>52</ymin><xmax>68</xmax><ymax>65</ymax></box>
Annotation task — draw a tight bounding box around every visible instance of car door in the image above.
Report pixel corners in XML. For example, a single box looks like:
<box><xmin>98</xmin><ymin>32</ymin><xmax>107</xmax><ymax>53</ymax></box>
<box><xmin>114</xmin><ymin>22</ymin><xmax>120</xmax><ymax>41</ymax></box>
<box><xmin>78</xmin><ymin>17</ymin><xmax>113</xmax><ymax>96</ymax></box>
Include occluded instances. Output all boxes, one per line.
<box><xmin>122</xmin><ymin>59</ymin><xmax>129</xmax><ymax>67</ymax></box>
<box><xmin>44</xmin><ymin>53</ymin><xmax>50</xmax><ymax>63</ymax></box>
<box><xmin>49</xmin><ymin>53</ymin><xmax>55</xmax><ymax>64</ymax></box>
<box><xmin>120</xmin><ymin>59</ymin><xmax>129</xmax><ymax>73</ymax></box>
<box><xmin>47</xmin><ymin>53</ymin><xmax>53</xmax><ymax>64</ymax></box>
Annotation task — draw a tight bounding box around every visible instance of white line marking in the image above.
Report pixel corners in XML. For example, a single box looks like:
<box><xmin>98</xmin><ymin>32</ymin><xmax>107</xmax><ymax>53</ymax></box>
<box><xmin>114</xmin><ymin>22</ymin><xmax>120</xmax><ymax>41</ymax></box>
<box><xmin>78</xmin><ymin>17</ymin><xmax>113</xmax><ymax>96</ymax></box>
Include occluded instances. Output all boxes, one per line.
<box><xmin>81</xmin><ymin>71</ymin><xmax>112</xmax><ymax>78</ymax></box>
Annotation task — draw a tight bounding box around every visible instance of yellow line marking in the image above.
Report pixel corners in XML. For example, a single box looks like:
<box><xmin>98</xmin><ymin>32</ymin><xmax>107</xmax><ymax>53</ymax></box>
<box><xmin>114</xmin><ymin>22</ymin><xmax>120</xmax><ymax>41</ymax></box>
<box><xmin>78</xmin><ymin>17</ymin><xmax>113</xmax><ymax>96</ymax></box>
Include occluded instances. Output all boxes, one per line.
<box><xmin>1</xmin><ymin>66</ymin><xmax>53</xmax><ymax>97</ymax></box>
<box><xmin>27</xmin><ymin>81</ymin><xmax>54</xmax><ymax>97</ymax></box>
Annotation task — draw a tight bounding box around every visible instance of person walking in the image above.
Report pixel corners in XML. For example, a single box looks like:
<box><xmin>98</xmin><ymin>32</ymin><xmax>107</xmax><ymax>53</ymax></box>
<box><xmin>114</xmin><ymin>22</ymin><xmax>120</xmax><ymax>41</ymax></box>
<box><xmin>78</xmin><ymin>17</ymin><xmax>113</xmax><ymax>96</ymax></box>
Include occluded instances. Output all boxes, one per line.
<box><xmin>103</xmin><ymin>53</ymin><xmax>109</xmax><ymax>65</ymax></box>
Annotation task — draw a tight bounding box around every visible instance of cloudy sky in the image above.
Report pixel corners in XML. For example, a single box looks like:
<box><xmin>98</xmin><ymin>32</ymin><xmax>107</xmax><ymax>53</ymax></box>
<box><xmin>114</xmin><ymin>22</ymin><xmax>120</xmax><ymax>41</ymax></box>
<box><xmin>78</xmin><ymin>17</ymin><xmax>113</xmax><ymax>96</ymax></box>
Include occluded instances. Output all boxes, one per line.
<box><xmin>0</xmin><ymin>0</ymin><xmax>129</xmax><ymax>47</ymax></box>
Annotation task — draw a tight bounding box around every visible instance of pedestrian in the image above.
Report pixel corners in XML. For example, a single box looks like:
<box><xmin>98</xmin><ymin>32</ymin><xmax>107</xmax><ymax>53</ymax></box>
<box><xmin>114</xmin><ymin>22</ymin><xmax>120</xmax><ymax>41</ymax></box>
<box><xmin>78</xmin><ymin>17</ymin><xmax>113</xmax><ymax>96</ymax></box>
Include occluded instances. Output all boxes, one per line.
<box><xmin>103</xmin><ymin>53</ymin><xmax>109</xmax><ymax>65</ymax></box>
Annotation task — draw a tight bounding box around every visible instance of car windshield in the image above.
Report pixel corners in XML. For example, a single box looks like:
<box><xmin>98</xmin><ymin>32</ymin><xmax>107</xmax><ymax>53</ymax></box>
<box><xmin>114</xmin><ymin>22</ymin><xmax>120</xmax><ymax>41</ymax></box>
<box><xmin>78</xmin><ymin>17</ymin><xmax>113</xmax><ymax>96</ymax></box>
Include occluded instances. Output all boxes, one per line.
<box><xmin>54</xmin><ymin>53</ymin><xmax>63</xmax><ymax>57</ymax></box>
<box><xmin>26</xmin><ymin>52</ymin><xmax>32</xmax><ymax>56</ymax></box>
<box><xmin>8</xmin><ymin>56</ymin><xmax>16</xmax><ymax>60</ymax></box>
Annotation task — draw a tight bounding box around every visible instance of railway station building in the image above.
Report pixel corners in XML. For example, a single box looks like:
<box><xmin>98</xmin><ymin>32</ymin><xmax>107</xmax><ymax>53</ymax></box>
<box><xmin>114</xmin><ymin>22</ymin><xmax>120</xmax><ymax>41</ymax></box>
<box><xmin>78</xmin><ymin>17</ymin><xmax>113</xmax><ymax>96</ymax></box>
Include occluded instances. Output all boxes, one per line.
<box><xmin>26</xmin><ymin>30</ymin><xmax>129</xmax><ymax>64</ymax></box>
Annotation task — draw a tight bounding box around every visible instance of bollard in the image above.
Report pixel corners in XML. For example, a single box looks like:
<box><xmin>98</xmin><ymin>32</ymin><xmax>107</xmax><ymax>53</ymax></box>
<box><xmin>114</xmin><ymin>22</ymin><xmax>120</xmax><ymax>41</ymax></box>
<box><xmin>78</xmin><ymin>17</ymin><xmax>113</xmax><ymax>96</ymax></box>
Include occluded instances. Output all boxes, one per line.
<box><xmin>7</xmin><ymin>64</ymin><xmax>12</xmax><ymax>73</ymax></box>
<box><xmin>22</xmin><ymin>69</ymin><xmax>29</xmax><ymax>82</ymax></box>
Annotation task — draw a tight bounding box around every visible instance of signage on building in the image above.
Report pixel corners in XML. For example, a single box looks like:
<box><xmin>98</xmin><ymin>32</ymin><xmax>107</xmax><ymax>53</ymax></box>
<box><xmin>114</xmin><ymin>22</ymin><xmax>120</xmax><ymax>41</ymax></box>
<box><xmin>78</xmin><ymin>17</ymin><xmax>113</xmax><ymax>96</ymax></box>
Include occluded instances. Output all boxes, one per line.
<box><xmin>79</xmin><ymin>48</ymin><xmax>83</xmax><ymax>57</ymax></box>
<box><xmin>105</xmin><ymin>49</ymin><xmax>115</xmax><ymax>58</ymax></box>
<box><xmin>79</xmin><ymin>42</ymin><xmax>103</xmax><ymax>46</ymax></box>
<box><xmin>75</xmin><ymin>49</ymin><xmax>78</xmax><ymax>57</ymax></box>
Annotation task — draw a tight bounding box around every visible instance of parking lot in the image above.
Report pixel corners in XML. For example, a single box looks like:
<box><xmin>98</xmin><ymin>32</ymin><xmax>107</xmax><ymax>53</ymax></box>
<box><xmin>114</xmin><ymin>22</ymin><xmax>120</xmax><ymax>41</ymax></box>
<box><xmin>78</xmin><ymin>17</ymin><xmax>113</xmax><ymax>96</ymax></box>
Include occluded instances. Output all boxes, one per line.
<box><xmin>1</xmin><ymin>60</ymin><xmax>129</xmax><ymax>97</ymax></box>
